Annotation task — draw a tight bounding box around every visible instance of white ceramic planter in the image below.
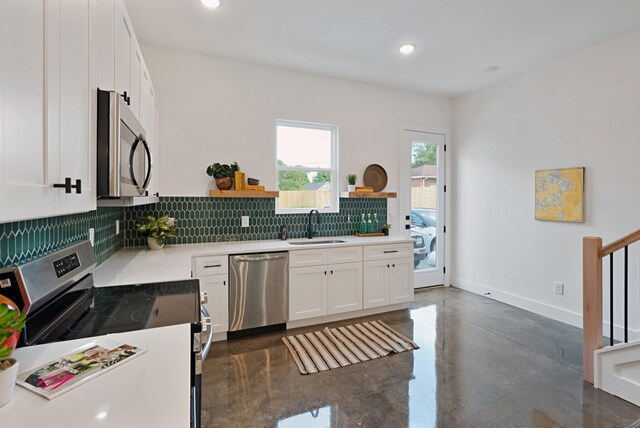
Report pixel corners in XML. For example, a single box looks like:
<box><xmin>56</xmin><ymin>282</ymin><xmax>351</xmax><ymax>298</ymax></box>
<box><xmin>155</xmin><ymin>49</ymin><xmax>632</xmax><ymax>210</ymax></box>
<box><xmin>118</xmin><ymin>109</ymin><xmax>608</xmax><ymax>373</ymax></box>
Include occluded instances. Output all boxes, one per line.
<box><xmin>0</xmin><ymin>358</ymin><xmax>19</xmax><ymax>407</ymax></box>
<box><xmin>147</xmin><ymin>237</ymin><xmax>165</xmax><ymax>250</ymax></box>
<box><xmin>347</xmin><ymin>185</ymin><xmax>356</xmax><ymax>192</ymax></box>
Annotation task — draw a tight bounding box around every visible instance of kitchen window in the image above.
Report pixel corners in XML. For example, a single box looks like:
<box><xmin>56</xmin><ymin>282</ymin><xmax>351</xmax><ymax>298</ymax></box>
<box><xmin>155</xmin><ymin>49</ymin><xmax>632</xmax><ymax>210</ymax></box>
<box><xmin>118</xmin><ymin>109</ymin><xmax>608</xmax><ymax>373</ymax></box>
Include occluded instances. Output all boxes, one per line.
<box><xmin>275</xmin><ymin>120</ymin><xmax>339</xmax><ymax>214</ymax></box>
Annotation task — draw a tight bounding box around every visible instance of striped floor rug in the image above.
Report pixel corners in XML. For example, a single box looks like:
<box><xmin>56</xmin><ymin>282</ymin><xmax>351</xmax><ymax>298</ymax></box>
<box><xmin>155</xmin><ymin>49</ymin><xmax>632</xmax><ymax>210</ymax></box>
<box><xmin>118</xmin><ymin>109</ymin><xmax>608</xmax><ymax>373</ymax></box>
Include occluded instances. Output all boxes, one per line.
<box><xmin>282</xmin><ymin>320</ymin><xmax>419</xmax><ymax>375</ymax></box>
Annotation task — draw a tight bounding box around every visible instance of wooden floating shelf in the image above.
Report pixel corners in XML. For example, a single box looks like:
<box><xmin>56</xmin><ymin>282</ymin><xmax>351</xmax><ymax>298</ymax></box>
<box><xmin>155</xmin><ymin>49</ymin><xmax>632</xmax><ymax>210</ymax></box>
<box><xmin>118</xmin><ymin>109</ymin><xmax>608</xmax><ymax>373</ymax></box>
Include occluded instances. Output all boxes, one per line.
<box><xmin>355</xmin><ymin>232</ymin><xmax>385</xmax><ymax>237</ymax></box>
<box><xmin>209</xmin><ymin>190</ymin><xmax>280</xmax><ymax>198</ymax></box>
<box><xmin>340</xmin><ymin>192</ymin><xmax>397</xmax><ymax>199</ymax></box>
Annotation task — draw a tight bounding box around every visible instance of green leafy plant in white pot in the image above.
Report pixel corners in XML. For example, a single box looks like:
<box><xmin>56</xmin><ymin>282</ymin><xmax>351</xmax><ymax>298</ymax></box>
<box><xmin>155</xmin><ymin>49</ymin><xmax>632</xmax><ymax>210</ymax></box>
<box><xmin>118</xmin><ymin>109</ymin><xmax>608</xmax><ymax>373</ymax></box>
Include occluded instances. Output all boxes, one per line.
<box><xmin>135</xmin><ymin>215</ymin><xmax>177</xmax><ymax>250</ymax></box>
<box><xmin>0</xmin><ymin>299</ymin><xmax>26</xmax><ymax>407</ymax></box>
<box><xmin>346</xmin><ymin>174</ymin><xmax>357</xmax><ymax>192</ymax></box>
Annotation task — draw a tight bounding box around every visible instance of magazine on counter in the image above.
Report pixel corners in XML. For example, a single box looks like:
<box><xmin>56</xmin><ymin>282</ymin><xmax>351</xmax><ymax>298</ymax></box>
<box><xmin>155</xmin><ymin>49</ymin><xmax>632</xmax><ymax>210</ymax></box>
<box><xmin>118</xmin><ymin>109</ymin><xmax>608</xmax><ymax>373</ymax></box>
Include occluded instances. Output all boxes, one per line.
<box><xmin>16</xmin><ymin>341</ymin><xmax>146</xmax><ymax>400</ymax></box>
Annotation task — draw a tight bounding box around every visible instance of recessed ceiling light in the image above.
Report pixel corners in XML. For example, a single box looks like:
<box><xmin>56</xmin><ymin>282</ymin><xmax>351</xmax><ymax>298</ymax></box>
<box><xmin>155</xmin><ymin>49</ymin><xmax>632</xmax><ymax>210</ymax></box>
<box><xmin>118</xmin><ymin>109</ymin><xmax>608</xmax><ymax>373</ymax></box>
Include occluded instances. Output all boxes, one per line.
<box><xmin>484</xmin><ymin>65</ymin><xmax>500</xmax><ymax>73</ymax></box>
<box><xmin>200</xmin><ymin>0</ymin><xmax>220</xmax><ymax>8</ymax></box>
<box><xmin>398</xmin><ymin>44</ymin><xmax>416</xmax><ymax>55</ymax></box>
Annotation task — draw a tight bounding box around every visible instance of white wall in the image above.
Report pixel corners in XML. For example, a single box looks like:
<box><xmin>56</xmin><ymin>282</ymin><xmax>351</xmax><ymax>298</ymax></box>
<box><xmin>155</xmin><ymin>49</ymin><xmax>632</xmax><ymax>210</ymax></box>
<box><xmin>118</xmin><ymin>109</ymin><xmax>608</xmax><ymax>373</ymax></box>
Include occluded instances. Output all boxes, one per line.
<box><xmin>141</xmin><ymin>44</ymin><xmax>451</xmax><ymax>229</ymax></box>
<box><xmin>452</xmin><ymin>31</ymin><xmax>640</xmax><ymax>337</ymax></box>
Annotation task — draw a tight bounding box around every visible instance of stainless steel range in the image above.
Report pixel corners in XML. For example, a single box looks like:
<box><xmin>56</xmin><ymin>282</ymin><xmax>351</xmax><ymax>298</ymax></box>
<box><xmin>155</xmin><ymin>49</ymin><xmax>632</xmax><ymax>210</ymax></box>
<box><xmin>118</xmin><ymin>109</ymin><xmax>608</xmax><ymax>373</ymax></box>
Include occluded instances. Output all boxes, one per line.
<box><xmin>0</xmin><ymin>241</ymin><xmax>211</xmax><ymax>428</ymax></box>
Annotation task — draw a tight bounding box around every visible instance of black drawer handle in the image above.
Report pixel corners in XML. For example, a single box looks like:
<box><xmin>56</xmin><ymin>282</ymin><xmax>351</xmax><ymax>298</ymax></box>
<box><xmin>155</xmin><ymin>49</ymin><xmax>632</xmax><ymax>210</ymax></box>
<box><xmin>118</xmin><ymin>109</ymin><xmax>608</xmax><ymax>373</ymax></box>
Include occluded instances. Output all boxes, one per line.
<box><xmin>53</xmin><ymin>177</ymin><xmax>82</xmax><ymax>194</ymax></box>
<box><xmin>204</xmin><ymin>264</ymin><xmax>221</xmax><ymax>268</ymax></box>
<box><xmin>383</xmin><ymin>250</ymin><xmax>398</xmax><ymax>254</ymax></box>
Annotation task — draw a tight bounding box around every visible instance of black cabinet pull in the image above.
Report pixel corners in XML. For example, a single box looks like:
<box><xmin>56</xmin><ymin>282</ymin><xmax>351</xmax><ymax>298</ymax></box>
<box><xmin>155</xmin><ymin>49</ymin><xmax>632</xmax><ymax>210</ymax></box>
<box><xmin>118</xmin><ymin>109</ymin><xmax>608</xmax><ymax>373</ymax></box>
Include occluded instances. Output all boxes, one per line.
<box><xmin>324</xmin><ymin>271</ymin><xmax>327</xmax><ymax>275</ymax></box>
<box><xmin>121</xmin><ymin>91</ymin><xmax>131</xmax><ymax>105</ymax></box>
<box><xmin>392</xmin><ymin>264</ymin><xmax>396</xmax><ymax>268</ymax></box>
<box><xmin>384</xmin><ymin>250</ymin><xmax>398</xmax><ymax>254</ymax></box>
<box><xmin>331</xmin><ymin>270</ymin><xmax>334</xmax><ymax>275</ymax></box>
<box><xmin>387</xmin><ymin>264</ymin><xmax>390</xmax><ymax>268</ymax></box>
<box><xmin>204</xmin><ymin>264</ymin><xmax>221</xmax><ymax>269</ymax></box>
<box><xmin>53</xmin><ymin>178</ymin><xmax>82</xmax><ymax>194</ymax></box>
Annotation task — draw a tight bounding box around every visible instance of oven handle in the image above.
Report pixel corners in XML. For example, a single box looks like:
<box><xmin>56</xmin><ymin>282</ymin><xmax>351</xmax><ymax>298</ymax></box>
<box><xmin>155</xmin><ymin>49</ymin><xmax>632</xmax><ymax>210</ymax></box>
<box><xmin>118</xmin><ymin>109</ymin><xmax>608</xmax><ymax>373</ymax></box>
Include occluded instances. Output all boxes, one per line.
<box><xmin>200</xmin><ymin>305</ymin><xmax>213</xmax><ymax>360</ymax></box>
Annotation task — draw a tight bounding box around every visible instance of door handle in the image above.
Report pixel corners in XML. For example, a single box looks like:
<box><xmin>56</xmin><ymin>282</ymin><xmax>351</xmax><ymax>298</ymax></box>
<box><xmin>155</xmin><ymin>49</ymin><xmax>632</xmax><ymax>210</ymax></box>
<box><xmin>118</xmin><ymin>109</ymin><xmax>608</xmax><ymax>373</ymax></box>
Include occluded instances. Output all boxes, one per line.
<box><xmin>53</xmin><ymin>177</ymin><xmax>82</xmax><ymax>194</ymax></box>
<box><xmin>121</xmin><ymin>91</ymin><xmax>131</xmax><ymax>105</ymax></box>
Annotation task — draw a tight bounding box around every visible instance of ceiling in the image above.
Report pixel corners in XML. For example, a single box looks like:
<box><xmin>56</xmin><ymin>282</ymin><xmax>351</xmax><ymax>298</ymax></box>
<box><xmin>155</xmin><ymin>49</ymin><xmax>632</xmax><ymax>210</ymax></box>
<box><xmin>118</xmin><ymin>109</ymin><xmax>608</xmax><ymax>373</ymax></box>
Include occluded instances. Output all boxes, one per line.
<box><xmin>125</xmin><ymin>0</ymin><xmax>640</xmax><ymax>97</ymax></box>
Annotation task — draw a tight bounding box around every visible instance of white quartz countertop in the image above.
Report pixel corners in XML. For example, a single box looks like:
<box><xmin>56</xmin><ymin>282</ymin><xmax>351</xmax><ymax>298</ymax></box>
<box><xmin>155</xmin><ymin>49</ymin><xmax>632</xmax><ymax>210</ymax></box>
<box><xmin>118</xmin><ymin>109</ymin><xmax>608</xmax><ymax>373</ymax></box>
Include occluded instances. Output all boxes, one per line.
<box><xmin>0</xmin><ymin>324</ymin><xmax>191</xmax><ymax>427</ymax></box>
<box><xmin>94</xmin><ymin>235</ymin><xmax>412</xmax><ymax>287</ymax></box>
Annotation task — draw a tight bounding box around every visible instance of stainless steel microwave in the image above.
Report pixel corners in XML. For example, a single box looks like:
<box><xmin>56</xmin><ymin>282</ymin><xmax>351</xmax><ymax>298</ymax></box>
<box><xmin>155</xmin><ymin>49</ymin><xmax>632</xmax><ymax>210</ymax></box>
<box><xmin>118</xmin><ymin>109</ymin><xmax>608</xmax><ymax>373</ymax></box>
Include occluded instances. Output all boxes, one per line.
<box><xmin>97</xmin><ymin>89</ymin><xmax>153</xmax><ymax>198</ymax></box>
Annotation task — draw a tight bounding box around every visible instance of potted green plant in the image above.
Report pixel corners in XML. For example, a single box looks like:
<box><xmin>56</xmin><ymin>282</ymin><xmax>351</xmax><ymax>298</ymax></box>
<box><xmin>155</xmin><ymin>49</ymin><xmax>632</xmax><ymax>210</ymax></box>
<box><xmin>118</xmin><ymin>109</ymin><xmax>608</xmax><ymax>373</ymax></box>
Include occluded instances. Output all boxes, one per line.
<box><xmin>206</xmin><ymin>162</ymin><xmax>240</xmax><ymax>190</ymax></box>
<box><xmin>346</xmin><ymin>174</ymin><xmax>357</xmax><ymax>192</ymax></box>
<box><xmin>0</xmin><ymin>299</ymin><xmax>26</xmax><ymax>407</ymax></box>
<box><xmin>381</xmin><ymin>223</ymin><xmax>392</xmax><ymax>236</ymax></box>
<box><xmin>135</xmin><ymin>215</ymin><xmax>177</xmax><ymax>250</ymax></box>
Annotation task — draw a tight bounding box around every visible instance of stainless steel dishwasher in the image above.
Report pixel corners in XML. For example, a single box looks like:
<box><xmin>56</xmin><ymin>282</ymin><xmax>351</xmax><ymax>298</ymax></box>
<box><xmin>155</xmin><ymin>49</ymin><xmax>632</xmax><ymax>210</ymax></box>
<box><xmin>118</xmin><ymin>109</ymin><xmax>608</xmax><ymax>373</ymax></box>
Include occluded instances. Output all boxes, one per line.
<box><xmin>229</xmin><ymin>252</ymin><xmax>288</xmax><ymax>335</ymax></box>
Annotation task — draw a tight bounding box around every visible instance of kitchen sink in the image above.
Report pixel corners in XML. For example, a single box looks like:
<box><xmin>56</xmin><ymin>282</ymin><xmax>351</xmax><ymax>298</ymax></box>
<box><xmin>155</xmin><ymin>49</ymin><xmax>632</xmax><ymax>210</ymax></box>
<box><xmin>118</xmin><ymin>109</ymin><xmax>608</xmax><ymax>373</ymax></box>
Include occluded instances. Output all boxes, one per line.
<box><xmin>288</xmin><ymin>240</ymin><xmax>346</xmax><ymax>245</ymax></box>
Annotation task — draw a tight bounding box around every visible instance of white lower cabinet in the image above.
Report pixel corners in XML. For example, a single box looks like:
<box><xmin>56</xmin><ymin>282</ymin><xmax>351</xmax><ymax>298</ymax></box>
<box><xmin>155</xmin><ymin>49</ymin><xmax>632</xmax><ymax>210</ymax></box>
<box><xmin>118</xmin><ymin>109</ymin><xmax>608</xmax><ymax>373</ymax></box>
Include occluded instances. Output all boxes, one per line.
<box><xmin>289</xmin><ymin>248</ymin><xmax>365</xmax><ymax>321</ymax></box>
<box><xmin>389</xmin><ymin>258</ymin><xmax>413</xmax><ymax>304</ymax></box>
<box><xmin>198</xmin><ymin>274</ymin><xmax>229</xmax><ymax>334</ymax></box>
<box><xmin>363</xmin><ymin>247</ymin><xmax>414</xmax><ymax>309</ymax></box>
<box><xmin>327</xmin><ymin>262</ymin><xmax>362</xmax><ymax>315</ymax></box>
<box><xmin>363</xmin><ymin>260</ymin><xmax>389</xmax><ymax>308</ymax></box>
<box><xmin>289</xmin><ymin>265</ymin><xmax>327</xmax><ymax>321</ymax></box>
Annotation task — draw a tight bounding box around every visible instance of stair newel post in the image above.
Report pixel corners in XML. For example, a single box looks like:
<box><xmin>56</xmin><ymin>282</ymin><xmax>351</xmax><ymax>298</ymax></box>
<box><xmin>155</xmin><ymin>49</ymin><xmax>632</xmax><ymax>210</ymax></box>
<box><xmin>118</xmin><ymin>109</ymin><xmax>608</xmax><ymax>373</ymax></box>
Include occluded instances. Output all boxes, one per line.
<box><xmin>583</xmin><ymin>236</ymin><xmax>603</xmax><ymax>384</ymax></box>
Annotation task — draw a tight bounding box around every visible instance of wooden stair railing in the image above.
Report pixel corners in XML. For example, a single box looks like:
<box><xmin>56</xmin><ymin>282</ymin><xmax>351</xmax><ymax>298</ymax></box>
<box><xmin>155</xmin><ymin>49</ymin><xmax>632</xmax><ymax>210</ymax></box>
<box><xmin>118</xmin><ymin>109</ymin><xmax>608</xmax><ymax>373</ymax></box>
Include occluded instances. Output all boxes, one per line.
<box><xmin>583</xmin><ymin>229</ymin><xmax>640</xmax><ymax>383</ymax></box>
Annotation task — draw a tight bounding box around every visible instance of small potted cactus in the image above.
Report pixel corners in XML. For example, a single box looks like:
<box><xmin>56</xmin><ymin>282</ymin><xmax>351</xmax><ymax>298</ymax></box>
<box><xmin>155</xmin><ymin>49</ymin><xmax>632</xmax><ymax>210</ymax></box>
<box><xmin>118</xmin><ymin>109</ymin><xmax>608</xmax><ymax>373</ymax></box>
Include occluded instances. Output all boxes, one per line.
<box><xmin>0</xmin><ymin>297</ymin><xmax>26</xmax><ymax>407</ymax></box>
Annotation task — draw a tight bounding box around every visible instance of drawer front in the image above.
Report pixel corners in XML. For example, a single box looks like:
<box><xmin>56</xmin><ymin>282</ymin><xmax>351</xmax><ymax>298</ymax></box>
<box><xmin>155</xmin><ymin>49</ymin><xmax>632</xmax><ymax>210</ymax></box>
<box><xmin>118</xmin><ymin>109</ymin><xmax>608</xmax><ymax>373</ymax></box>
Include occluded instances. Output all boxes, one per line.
<box><xmin>289</xmin><ymin>250</ymin><xmax>328</xmax><ymax>268</ymax></box>
<box><xmin>363</xmin><ymin>243</ymin><xmax>413</xmax><ymax>261</ymax></box>
<box><xmin>194</xmin><ymin>255</ymin><xmax>228</xmax><ymax>276</ymax></box>
<box><xmin>326</xmin><ymin>246</ymin><xmax>362</xmax><ymax>265</ymax></box>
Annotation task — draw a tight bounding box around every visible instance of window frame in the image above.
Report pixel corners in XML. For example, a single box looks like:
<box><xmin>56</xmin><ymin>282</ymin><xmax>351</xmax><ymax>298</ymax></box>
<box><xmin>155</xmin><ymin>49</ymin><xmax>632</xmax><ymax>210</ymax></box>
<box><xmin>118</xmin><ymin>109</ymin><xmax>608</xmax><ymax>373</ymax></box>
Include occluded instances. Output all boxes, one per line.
<box><xmin>275</xmin><ymin>119</ymin><xmax>339</xmax><ymax>214</ymax></box>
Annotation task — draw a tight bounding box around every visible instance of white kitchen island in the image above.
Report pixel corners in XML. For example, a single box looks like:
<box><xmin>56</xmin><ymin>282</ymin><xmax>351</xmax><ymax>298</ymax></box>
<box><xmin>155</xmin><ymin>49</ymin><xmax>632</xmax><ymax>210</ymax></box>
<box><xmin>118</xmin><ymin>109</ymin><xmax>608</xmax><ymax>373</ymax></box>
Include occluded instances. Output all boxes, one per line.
<box><xmin>0</xmin><ymin>324</ymin><xmax>192</xmax><ymax>427</ymax></box>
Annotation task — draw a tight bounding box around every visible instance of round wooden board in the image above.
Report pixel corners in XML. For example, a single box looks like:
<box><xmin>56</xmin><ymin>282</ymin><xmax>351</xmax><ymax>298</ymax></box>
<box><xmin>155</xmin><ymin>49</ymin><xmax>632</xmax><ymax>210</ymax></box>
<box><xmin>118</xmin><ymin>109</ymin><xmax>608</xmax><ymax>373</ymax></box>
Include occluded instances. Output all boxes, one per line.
<box><xmin>363</xmin><ymin>164</ymin><xmax>388</xmax><ymax>192</ymax></box>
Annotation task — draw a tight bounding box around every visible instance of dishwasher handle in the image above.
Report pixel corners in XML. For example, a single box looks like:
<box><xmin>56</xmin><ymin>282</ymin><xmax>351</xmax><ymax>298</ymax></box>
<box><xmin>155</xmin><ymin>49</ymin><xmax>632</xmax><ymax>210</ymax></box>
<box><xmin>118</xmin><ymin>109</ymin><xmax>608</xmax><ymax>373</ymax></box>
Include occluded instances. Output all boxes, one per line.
<box><xmin>231</xmin><ymin>253</ymin><xmax>288</xmax><ymax>263</ymax></box>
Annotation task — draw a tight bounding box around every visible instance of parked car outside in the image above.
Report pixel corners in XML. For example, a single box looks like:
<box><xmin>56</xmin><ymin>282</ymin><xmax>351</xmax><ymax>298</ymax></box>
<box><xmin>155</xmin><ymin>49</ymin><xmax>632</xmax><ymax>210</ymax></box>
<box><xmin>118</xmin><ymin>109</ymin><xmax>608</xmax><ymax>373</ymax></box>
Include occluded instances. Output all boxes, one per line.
<box><xmin>411</xmin><ymin>209</ymin><xmax>437</xmax><ymax>254</ymax></box>
<box><xmin>412</xmin><ymin>233</ymin><xmax>426</xmax><ymax>268</ymax></box>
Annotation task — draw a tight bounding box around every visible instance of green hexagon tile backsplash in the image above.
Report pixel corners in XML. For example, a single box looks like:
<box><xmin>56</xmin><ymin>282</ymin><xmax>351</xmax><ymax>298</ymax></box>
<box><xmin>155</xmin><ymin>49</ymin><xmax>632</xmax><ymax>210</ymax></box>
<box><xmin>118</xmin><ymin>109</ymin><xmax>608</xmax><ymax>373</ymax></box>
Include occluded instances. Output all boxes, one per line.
<box><xmin>0</xmin><ymin>197</ymin><xmax>386</xmax><ymax>267</ymax></box>
<box><xmin>124</xmin><ymin>197</ymin><xmax>387</xmax><ymax>246</ymax></box>
<box><xmin>0</xmin><ymin>208</ymin><xmax>124</xmax><ymax>268</ymax></box>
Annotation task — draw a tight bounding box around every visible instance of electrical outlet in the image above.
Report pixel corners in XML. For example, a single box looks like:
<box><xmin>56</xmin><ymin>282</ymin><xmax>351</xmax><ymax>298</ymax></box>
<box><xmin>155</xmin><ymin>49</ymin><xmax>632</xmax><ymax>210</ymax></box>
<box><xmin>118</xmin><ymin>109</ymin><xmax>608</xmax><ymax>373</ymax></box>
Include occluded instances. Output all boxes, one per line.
<box><xmin>89</xmin><ymin>228</ymin><xmax>95</xmax><ymax>247</ymax></box>
<box><xmin>241</xmin><ymin>216</ymin><xmax>250</xmax><ymax>228</ymax></box>
<box><xmin>554</xmin><ymin>282</ymin><xmax>564</xmax><ymax>295</ymax></box>
<box><xmin>116</xmin><ymin>220</ymin><xmax>120</xmax><ymax>235</ymax></box>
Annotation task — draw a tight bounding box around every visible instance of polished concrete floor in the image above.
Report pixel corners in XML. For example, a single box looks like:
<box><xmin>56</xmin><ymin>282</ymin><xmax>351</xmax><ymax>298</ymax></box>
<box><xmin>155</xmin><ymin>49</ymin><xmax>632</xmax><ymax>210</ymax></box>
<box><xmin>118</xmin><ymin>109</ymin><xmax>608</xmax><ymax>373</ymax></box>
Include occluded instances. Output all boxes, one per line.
<box><xmin>202</xmin><ymin>287</ymin><xmax>640</xmax><ymax>427</ymax></box>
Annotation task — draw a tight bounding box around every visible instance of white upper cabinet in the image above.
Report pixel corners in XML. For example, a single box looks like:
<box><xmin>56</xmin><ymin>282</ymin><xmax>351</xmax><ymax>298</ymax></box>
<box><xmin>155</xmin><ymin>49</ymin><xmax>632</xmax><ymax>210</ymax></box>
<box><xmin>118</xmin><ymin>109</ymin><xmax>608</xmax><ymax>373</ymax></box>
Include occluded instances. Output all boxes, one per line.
<box><xmin>0</xmin><ymin>0</ymin><xmax>160</xmax><ymax>222</ymax></box>
<box><xmin>114</xmin><ymin>0</ymin><xmax>132</xmax><ymax>102</ymax></box>
<box><xmin>56</xmin><ymin>0</ymin><xmax>95</xmax><ymax>214</ymax></box>
<box><xmin>0</xmin><ymin>0</ymin><xmax>95</xmax><ymax>223</ymax></box>
<box><xmin>0</xmin><ymin>1</ymin><xmax>55</xmax><ymax>222</ymax></box>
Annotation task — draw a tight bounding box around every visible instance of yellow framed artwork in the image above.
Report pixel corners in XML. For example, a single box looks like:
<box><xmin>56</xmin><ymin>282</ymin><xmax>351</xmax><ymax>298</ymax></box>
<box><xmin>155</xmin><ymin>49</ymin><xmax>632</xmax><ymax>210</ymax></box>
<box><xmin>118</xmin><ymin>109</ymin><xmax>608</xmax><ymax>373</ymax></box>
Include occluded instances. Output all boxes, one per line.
<box><xmin>535</xmin><ymin>167</ymin><xmax>584</xmax><ymax>222</ymax></box>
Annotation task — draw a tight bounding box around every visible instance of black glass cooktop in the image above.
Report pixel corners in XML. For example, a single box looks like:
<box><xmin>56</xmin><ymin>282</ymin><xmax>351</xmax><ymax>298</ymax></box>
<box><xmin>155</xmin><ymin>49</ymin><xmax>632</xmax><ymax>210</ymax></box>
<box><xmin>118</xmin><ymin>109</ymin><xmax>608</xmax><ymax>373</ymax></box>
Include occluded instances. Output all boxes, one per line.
<box><xmin>24</xmin><ymin>279</ymin><xmax>201</xmax><ymax>346</ymax></box>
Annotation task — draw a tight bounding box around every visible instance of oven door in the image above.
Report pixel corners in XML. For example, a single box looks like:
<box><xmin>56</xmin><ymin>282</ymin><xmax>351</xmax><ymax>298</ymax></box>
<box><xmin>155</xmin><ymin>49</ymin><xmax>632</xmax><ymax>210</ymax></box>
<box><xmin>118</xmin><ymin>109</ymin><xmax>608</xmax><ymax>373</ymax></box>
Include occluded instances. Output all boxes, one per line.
<box><xmin>120</xmin><ymin>121</ymin><xmax>152</xmax><ymax>197</ymax></box>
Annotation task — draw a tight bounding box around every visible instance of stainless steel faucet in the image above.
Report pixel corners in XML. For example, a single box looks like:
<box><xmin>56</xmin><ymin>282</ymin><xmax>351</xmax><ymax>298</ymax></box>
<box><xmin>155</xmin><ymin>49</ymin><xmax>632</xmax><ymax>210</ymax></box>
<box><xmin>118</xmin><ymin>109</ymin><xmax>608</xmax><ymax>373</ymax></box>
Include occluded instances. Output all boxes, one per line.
<box><xmin>307</xmin><ymin>209</ymin><xmax>320</xmax><ymax>239</ymax></box>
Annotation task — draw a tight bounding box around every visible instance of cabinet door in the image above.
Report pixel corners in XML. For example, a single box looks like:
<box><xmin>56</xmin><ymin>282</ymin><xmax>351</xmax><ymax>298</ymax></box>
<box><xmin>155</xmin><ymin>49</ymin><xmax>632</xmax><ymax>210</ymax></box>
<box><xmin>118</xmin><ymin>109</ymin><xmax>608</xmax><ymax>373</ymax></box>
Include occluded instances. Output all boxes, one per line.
<box><xmin>289</xmin><ymin>266</ymin><xmax>327</xmax><ymax>321</ymax></box>
<box><xmin>114</xmin><ymin>0</ymin><xmax>132</xmax><ymax>99</ymax></box>
<box><xmin>389</xmin><ymin>258</ymin><xmax>414</xmax><ymax>304</ymax></box>
<box><xmin>129</xmin><ymin>44</ymin><xmax>142</xmax><ymax>119</ymax></box>
<box><xmin>363</xmin><ymin>260</ymin><xmax>389</xmax><ymax>309</ymax></box>
<box><xmin>327</xmin><ymin>262</ymin><xmax>362</xmax><ymax>315</ymax></box>
<box><xmin>57</xmin><ymin>0</ymin><xmax>95</xmax><ymax>214</ymax></box>
<box><xmin>199</xmin><ymin>274</ymin><xmax>229</xmax><ymax>334</ymax></box>
<box><xmin>0</xmin><ymin>1</ymin><xmax>60</xmax><ymax>222</ymax></box>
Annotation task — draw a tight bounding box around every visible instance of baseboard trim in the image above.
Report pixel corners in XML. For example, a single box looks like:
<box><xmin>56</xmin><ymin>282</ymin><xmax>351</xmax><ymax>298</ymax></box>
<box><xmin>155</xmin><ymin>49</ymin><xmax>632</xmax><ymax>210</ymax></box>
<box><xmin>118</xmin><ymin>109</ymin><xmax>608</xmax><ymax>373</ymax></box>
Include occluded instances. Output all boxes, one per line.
<box><xmin>286</xmin><ymin>303</ymin><xmax>410</xmax><ymax>330</ymax></box>
<box><xmin>452</xmin><ymin>277</ymin><xmax>640</xmax><ymax>341</ymax></box>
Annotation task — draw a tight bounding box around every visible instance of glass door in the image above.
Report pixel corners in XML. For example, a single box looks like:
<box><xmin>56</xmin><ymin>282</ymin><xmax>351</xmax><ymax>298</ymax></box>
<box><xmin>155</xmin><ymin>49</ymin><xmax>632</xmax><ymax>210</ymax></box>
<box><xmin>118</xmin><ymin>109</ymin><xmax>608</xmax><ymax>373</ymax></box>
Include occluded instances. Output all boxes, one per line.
<box><xmin>400</xmin><ymin>130</ymin><xmax>445</xmax><ymax>288</ymax></box>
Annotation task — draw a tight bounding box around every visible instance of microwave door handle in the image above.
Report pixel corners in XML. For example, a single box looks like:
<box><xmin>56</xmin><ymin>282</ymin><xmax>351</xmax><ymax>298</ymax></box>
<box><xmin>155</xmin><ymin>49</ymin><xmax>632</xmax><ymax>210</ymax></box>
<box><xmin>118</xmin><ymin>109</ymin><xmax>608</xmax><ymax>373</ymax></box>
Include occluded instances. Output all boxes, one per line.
<box><xmin>129</xmin><ymin>137</ymin><xmax>141</xmax><ymax>189</ymax></box>
<box><xmin>140</xmin><ymin>138</ymin><xmax>153</xmax><ymax>192</ymax></box>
